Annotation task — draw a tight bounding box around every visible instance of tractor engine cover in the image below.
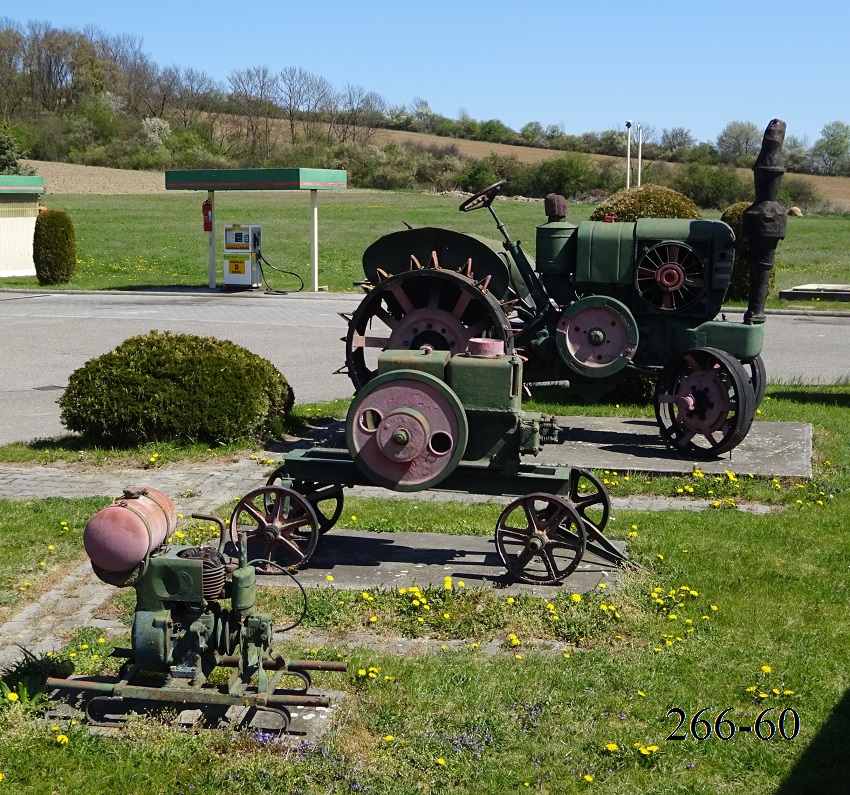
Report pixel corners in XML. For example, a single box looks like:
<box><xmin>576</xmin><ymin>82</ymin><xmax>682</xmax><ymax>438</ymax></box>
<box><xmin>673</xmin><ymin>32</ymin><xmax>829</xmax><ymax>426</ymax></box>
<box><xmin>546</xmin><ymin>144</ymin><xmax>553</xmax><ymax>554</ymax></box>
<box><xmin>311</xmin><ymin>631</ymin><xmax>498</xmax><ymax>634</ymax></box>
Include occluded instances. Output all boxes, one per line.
<box><xmin>346</xmin><ymin>368</ymin><xmax>468</xmax><ymax>492</ymax></box>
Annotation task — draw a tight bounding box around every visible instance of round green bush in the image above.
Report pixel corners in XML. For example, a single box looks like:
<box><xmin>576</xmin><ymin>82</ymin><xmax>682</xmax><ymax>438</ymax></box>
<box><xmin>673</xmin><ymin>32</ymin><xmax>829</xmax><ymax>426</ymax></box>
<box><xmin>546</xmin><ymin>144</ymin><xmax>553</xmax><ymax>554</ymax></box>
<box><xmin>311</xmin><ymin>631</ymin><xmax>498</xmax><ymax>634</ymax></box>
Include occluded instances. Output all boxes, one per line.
<box><xmin>58</xmin><ymin>332</ymin><xmax>294</xmax><ymax>445</ymax></box>
<box><xmin>33</xmin><ymin>209</ymin><xmax>77</xmax><ymax>285</ymax></box>
<box><xmin>589</xmin><ymin>185</ymin><xmax>701</xmax><ymax>222</ymax></box>
<box><xmin>720</xmin><ymin>201</ymin><xmax>776</xmax><ymax>302</ymax></box>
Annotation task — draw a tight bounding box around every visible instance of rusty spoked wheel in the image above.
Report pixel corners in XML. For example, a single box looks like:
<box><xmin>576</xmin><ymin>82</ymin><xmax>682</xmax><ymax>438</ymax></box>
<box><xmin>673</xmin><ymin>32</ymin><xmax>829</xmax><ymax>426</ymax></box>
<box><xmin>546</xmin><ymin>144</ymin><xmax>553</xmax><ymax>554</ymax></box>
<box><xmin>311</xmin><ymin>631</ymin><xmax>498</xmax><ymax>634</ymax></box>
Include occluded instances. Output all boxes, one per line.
<box><xmin>655</xmin><ymin>347</ymin><xmax>756</xmax><ymax>459</ymax></box>
<box><xmin>230</xmin><ymin>486</ymin><xmax>319</xmax><ymax>573</ymax></box>
<box><xmin>495</xmin><ymin>493</ymin><xmax>587</xmax><ymax>585</ymax></box>
<box><xmin>265</xmin><ymin>469</ymin><xmax>344</xmax><ymax>535</ymax></box>
<box><xmin>344</xmin><ymin>267</ymin><xmax>513</xmax><ymax>390</ymax></box>
<box><xmin>568</xmin><ymin>468</ymin><xmax>611</xmax><ymax>533</ymax></box>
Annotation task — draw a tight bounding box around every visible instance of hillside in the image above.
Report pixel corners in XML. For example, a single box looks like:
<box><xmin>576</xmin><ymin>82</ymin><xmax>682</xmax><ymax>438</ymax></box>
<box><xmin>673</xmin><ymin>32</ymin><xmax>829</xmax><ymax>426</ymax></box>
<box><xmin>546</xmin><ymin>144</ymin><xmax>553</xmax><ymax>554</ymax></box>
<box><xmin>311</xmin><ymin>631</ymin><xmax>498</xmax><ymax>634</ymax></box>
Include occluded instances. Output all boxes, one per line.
<box><xmin>22</xmin><ymin>132</ymin><xmax>850</xmax><ymax>209</ymax></box>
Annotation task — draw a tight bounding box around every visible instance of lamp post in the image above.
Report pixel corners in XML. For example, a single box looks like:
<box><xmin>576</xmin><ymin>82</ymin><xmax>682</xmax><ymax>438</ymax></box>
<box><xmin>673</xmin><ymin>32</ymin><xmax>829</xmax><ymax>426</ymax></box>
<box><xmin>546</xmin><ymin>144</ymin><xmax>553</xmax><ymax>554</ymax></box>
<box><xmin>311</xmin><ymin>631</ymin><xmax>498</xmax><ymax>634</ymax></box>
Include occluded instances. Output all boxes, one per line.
<box><xmin>637</xmin><ymin>123</ymin><xmax>643</xmax><ymax>187</ymax></box>
<box><xmin>625</xmin><ymin>120</ymin><xmax>633</xmax><ymax>189</ymax></box>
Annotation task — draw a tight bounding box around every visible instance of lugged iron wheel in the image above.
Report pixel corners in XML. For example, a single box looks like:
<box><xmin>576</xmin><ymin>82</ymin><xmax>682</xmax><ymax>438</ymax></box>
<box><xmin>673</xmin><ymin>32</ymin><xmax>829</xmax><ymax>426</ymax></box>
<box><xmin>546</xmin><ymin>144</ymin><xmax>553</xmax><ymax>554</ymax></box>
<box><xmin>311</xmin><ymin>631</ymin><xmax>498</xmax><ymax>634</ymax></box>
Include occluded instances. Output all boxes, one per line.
<box><xmin>344</xmin><ymin>267</ymin><xmax>513</xmax><ymax>390</ymax></box>
<box><xmin>265</xmin><ymin>469</ymin><xmax>344</xmax><ymax>535</ymax></box>
<box><xmin>495</xmin><ymin>493</ymin><xmax>587</xmax><ymax>585</ymax></box>
<box><xmin>654</xmin><ymin>347</ymin><xmax>756</xmax><ymax>459</ymax></box>
<box><xmin>230</xmin><ymin>486</ymin><xmax>319</xmax><ymax>573</ymax></box>
<box><xmin>743</xmin><ymin>354</ymin><xmax>767</xmax><ymax>408</ymax></box>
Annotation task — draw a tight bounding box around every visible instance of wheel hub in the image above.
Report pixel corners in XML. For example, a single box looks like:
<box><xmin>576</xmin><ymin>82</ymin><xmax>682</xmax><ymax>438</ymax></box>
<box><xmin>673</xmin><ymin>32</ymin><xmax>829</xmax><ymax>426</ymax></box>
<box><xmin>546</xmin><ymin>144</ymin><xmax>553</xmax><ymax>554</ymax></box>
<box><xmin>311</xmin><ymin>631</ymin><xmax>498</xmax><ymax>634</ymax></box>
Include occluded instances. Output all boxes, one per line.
<box><xmin>655</xmin><ymin>262</ymin><xmax>686</xmax><ymax>291</ymax></box>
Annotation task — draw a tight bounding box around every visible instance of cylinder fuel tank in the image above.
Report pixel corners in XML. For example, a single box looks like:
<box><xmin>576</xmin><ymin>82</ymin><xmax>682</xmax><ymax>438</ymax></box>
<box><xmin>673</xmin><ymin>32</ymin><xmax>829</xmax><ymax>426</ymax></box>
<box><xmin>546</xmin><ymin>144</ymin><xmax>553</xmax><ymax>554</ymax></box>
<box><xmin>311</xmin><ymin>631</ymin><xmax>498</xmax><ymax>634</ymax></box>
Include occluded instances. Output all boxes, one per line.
<box><xmin>83</xmin><ymin>487</ymin><xmax>177</xmax><ymax>573</ymax></box>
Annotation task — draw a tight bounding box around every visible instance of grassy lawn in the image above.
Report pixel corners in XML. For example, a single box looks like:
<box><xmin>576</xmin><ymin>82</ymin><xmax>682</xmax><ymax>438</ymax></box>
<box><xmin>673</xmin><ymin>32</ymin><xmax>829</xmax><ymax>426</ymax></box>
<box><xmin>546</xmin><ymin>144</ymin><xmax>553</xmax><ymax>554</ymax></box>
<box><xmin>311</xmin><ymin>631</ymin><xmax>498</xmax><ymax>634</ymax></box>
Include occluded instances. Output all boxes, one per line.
<box><xmin>1</xmin><ymin>384</ymin><xmax>848</xmax><ymax>793</ymax></box>
<box><xmin>0</xmin><ymin>191</ymin><xmax>847</xmax><ymax>310</ymax></box>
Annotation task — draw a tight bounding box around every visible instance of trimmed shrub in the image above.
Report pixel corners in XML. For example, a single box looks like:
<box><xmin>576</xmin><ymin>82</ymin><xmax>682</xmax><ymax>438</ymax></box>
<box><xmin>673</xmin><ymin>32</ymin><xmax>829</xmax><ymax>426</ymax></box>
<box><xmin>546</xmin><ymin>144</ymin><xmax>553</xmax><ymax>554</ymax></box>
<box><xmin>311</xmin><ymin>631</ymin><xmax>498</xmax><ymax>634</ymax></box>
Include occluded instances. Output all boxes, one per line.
<box><xmin>720</xmin><ymin>201</ymin><xmax>776</xmax><ymax>302</ymax></box>
<box><xmin>58</xmin><ymin>331</ymin><xmax>294</xmax><ymax>445</ymax></box>
<box><xmin>589</xmin><ymin>185</ymin><xmax>701</xmax><ymax>222</ymax></box>
<box><xmin>33</xmin><ymin>210</ymin><xmax>77</xmax><ymax>285</ymax></box>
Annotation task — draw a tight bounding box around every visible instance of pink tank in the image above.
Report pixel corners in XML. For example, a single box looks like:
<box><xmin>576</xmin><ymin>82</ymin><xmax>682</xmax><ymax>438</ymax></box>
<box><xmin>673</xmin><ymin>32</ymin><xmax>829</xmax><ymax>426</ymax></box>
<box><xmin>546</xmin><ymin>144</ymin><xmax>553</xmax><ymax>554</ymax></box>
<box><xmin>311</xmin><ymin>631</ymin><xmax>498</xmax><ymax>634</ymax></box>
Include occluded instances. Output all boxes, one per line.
<box><xmin>83</xmin><ymin>486</ymin><xmax>177</xmax><ymax>573</ymax></box>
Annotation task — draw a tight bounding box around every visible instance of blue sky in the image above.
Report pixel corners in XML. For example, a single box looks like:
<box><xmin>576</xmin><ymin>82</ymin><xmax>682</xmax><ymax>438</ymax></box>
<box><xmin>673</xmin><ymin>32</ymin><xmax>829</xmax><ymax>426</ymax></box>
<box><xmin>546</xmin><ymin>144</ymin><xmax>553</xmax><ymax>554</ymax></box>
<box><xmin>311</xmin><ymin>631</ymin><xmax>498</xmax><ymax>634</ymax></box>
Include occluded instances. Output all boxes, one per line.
<box><xmin>8</xmin><ymin>0</ymin><xmax>848</xmax><ymax>145</ymax></box>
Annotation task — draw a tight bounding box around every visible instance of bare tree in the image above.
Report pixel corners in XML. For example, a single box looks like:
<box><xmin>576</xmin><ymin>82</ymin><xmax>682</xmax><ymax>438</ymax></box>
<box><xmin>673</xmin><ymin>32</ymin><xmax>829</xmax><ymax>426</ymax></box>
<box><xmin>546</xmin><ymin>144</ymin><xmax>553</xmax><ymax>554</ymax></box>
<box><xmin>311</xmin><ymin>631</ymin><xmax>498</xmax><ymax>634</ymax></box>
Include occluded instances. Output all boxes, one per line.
<box><xmin>0</xmin><ymin>19</ymin><xmax>25</xmax><ymax>118</ymax></box>
<box><xmin>661</xmin><ymin>126</ymin><xmax>696</xmax><ymax>151</ymax></box>
<box><xmin>228</xmin><ymin>65</ymin><xmax>279</xmax><ymax>161</ymax></box>
<box><xmin>330</xmin><ymin>83</ymin><xmax>386</xmax><ymax>143</ymax></box>
<box><xmin>173</xmin><ymin>66</ymin><xmax>216</xmax><ymax>129</ymax></box>
<box><xmin>278</xmin><ymin>66</ymin><xmax>333</xmax><ymax>143</ymax></box>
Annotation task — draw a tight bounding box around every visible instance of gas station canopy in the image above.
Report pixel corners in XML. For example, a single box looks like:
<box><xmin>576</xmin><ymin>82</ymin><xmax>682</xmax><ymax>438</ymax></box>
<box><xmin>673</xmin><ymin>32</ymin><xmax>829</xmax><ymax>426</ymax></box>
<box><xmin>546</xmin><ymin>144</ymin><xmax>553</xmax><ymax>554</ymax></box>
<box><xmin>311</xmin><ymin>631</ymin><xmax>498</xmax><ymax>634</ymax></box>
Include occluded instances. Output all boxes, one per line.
<box><xmin>164</xmin><ymin>168</ymin><xmax>346</xmax><ymax>191</ymax></box>
<box><xmin>165</xmin><ymin>168</ymin><xmax>347</xmax><ymax>291</ymax></box>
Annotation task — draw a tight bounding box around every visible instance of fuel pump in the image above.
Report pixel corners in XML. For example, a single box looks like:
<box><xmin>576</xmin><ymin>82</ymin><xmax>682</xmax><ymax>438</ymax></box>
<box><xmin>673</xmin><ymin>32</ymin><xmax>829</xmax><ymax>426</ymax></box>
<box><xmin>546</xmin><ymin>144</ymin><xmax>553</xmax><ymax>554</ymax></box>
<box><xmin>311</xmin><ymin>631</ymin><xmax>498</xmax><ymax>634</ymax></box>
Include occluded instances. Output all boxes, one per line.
<box><xmin>223</xmin><ymin>224</ymin><xmax>262</xmax><ymax>288</ymax></box>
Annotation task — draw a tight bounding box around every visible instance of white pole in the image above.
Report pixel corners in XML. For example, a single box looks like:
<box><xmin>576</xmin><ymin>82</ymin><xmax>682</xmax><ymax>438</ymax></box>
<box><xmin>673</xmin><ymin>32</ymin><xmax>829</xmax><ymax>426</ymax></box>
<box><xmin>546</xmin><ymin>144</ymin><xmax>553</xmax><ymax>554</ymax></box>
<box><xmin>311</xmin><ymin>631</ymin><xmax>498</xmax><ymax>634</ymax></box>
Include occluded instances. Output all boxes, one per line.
<box><xmin>637</xmin><ymin>124</ymin><xmax>643</xmax><ymax>187</ymax></box>
<box><xmin>625</xmin><ymin>121</ymin><xmax>632</xmax><ymax>189</ymax></box>
<box><xmin>310</xmin><ymin>189</ymin><xmax>319</xmax><ymax>292</ymax></box>
<box><xmin>207</xmin><ymin>190</ymin><xmax>216</xmax><ymax>289</ymax></box>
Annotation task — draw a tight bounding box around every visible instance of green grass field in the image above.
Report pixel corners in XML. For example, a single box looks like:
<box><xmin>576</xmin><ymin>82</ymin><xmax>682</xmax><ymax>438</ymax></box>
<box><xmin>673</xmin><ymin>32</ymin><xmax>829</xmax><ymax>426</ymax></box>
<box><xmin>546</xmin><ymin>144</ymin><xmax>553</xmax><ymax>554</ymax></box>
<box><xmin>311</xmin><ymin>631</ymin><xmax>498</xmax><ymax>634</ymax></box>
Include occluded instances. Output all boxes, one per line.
<box><xmin>1</xmin><ymin>191</ymin><xmax>849</xmax><ymax>309</ymax></box>
<box><xmin>0</xmin><ymin>383</ymin><xmax>848</xmax><ymax>794</ymax></box>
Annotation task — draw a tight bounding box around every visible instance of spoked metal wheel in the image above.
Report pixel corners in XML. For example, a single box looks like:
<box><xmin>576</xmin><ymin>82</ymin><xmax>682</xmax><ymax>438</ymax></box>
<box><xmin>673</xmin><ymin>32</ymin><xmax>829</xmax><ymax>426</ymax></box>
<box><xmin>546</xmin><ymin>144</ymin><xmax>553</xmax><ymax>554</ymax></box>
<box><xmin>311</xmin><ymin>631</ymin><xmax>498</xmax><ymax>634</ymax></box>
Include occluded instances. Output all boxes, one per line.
<box><xmin>344</xmin><ymin>266</ymin><xmax>513</xmax><ymax>390</ymax></box>
<box><xmin>568</xmin><ymin>468</ymin><xmax>611</xmax><ymax>532</ymax></box>
<box><xmin>230</xmin><ymin>486</ymin><xmax>319</xmax><ymax>573</ymax></box>
<box><xmin>265</xmin><ymin>469</ymin><xmax>344</xmax><ymax>535</ymax></box>
<box><xmin>495</xmin><ymin>493</ymin><xmax>587</xmax><ymax>585</ymax></box>
<box><xmin>655</xmin><ymin>347</ymin><xmax>756</xmax><ymax>459</ymax></box>
<box><xmin>742</xmin><ymin>354</ymin><xmax>767</xmax><ymax>408</ymax></box>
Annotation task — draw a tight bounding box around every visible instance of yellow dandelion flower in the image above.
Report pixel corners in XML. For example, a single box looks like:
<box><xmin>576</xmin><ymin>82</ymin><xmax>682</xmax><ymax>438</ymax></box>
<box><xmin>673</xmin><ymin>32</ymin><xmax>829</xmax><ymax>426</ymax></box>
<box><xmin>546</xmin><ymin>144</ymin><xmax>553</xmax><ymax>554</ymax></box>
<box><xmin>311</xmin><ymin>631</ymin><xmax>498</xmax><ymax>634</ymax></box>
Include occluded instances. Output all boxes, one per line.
<box><xmin>326</xmin><ymin>575</ymin><xmax>334</xmax><ymax>582</ymax></box>
<box><xmin>6</xmin><ymin>692</ymin><xmax>18</xmax><ymax>702</ymax></box>
<box><xmin>384</xmin><ymin>735</ymin><xmax>395</xmax><ymax>742</ymax></box>
<box><xmin>571</xmin><ymin>593</ymin><xmax>582</xmax><ymax>603</ymax></box>
<box><xmin>584</xmin><ymin>774</ymin><xmax>593</xmax><ymax>782</ymax></box>
<box><xmin>437</xmin><ymin>758</ymin><xmax>446</xmax><ymax>765</ymax></box>
<box><xmin>605</xmin><ymin>743</ymin><xmax>618</xmax><ymax>751</ymax></box>
<box><xmin>761</xmin><ymin>665</ymin><xmax>771</xmax><ymax>673</ymax></box>
<box><xmin>56</xmin><ymin>735</ymin><xmax>69</xmax><ymax>745</ymax></box>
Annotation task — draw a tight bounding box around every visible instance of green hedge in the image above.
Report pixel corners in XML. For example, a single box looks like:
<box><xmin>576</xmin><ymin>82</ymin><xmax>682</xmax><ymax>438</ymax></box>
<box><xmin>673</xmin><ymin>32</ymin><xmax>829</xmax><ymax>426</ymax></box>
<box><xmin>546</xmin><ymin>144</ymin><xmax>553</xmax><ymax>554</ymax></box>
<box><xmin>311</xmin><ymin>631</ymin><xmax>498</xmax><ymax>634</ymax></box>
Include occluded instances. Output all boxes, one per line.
<box><xmin>58</xmin><ymin>332</ymin><xmax>294</xmax><ymax>445</ymax></box>
<box><xmin>33</xmin><ymin>209</ymin><xmax>77</xmax><ymax>285</ymax></box>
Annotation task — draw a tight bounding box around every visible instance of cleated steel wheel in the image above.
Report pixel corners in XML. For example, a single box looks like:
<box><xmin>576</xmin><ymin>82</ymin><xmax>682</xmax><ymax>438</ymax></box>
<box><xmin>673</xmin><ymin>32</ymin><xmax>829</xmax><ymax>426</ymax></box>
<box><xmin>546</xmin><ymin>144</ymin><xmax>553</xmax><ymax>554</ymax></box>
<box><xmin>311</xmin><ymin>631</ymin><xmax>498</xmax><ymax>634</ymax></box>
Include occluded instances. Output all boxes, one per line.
<box><xmin>742</xmin><ymin>354</ymin><xmax>767</xmax><ymax>408</ymax></box>
<box><xmin>655</xmin><ymin>347</ymin><xmax>756</xmax><ymax>459</ymax></box>
<box><xmin>344</xmin><ymin>266</ymin><xmax>513</xmax><ymax>390</ymax></box>
<box><xmin>230</xmin><ymin>486</ymin><xmax>319</xmax><ymax>573</ymax></box>
<box><xmin>495</xmin><ymin>493</ymin><xmax>587</xmax><ymax>585</ymax></box>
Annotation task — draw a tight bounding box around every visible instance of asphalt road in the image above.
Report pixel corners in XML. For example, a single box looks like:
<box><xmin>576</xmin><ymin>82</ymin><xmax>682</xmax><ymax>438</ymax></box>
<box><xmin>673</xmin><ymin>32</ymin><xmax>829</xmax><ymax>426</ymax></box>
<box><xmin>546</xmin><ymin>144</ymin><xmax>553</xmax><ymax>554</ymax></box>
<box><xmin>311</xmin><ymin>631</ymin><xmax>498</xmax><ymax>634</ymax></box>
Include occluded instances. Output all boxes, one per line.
<box><xmin>1</xmin><ymin>289</ymin><xmax>848</xmax><ymax>446</ymax></box>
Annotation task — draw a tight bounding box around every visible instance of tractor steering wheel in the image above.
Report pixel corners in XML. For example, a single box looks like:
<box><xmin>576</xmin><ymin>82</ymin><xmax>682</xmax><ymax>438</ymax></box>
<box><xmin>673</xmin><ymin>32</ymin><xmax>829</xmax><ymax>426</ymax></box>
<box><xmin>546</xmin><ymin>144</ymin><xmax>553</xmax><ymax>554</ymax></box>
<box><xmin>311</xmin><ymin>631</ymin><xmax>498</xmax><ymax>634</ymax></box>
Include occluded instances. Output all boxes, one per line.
<box><xmin>459</xmin><ymin>179</ymin><xmax>507</xmax><ymax>212</ymax></box>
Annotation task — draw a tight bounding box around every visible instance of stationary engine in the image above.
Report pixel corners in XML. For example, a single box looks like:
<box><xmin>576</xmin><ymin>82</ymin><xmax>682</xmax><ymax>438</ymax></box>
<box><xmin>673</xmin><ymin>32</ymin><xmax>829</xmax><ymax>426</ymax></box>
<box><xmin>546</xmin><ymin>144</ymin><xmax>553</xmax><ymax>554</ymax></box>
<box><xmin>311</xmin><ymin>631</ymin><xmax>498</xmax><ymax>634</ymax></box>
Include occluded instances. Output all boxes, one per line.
<box><xmin>48</xmin><ymin>487</ymin><xmax>345</xmax><ymax>731</ymax></box>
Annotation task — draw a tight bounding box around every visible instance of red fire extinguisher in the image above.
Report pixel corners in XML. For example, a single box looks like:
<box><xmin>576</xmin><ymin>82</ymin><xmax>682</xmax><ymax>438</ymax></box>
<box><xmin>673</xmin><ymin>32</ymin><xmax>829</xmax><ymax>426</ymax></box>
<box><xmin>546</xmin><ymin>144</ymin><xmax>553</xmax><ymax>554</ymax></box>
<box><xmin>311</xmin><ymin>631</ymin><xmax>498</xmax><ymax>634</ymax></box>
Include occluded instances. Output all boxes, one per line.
<box><xmin>202</xmin><ymin>199</ymin><xmax>213</xmax><ymax>232</ymax></box>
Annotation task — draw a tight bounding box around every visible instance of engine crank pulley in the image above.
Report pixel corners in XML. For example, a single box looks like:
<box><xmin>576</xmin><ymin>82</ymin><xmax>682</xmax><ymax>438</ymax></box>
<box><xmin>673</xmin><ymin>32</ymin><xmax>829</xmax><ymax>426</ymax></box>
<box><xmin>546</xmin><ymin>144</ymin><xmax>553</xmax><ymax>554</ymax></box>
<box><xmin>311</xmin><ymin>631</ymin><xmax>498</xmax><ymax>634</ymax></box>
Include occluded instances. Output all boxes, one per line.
<box><xmin>346</xmin><ymin>369</ymin><xmax>468</xmax><ymax>491</ymax></box>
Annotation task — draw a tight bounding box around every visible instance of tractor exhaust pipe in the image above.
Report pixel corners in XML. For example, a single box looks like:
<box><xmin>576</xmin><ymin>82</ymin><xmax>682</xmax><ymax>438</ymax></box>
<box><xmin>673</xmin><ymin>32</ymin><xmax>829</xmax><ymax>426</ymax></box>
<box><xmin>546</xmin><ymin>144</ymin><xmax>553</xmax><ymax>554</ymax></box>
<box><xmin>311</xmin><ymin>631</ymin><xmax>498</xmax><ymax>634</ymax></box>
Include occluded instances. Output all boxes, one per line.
<box><xmin>742</xmin><ymin>119</ymin><xmax>787</xmax><ymax>324</ymax></box>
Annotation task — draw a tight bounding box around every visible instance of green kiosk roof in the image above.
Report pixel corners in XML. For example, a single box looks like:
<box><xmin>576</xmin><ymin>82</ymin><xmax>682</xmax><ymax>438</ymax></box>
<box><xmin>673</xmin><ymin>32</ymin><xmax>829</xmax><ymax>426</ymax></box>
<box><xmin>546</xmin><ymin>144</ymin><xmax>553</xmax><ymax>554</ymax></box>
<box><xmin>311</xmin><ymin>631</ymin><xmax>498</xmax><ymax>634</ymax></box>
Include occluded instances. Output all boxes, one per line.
<box><xmin>0</xmin><ymin>175</ymin><xmax>45</xmax><ymax>194</ymax></box>
<box><xmin>165</xmin><ymin>168</ymin><xmax>346</xmax><ymax>191</ymax></box>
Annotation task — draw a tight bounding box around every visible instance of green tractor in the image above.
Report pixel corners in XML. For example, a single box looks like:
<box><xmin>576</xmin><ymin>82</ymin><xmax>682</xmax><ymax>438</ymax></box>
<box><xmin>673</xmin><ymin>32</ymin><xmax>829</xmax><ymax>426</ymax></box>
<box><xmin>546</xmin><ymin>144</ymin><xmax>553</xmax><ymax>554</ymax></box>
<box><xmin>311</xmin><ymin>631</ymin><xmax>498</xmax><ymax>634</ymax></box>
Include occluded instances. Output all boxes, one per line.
<box><xmin>342</xmin><ymin>122</ymin><xmax>787</xmax><ymax>460</ymax></box>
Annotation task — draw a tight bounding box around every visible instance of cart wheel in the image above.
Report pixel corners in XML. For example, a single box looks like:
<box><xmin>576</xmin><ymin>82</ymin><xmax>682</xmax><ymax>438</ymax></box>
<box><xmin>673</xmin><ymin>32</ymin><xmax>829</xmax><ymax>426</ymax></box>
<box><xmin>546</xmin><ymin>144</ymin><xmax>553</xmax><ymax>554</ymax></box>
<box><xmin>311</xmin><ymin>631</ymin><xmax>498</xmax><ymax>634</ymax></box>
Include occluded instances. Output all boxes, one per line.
<box><xmin>230</xmin><ymin>486</ymin><xmax>319</xmax><ymax>572</ymax></box>
<box><xmin>655</xmin><ymin>347</ymin><xmax>756</xmax><ymax>459</ymax></box>
<box><xmin>265</xmin><ymin>469</ymin><xmax>344</xmax><ymax>535</ymax></box>
<box><xmin>495</xmin><ymin>493</ymin><xmax>587</xmax><ymax>585</ymax></box>
<box><xmin>568</xmin><ymin>468</ymin><xmax>611</xmax><ymax>532</ymax></box>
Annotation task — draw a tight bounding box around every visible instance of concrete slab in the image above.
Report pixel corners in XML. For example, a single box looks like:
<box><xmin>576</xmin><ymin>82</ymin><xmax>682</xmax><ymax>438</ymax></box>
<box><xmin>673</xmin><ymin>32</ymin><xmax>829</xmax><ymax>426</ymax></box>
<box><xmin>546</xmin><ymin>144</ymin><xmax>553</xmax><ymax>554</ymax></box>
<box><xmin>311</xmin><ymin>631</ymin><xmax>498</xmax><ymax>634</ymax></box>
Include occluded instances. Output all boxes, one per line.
<box><xmin>779</xmin><ymin>284</ymin><xmax>850</xmax><ymax>302</ymax></box>
<box><xmin>262</xmin><ymin>529</ymin><xmax>626</xmax><ymax>598</ymax></box>
<box><xmin>292</xmin><ymin>416</ymin><xmax>813</xmax><ymax>479</ymax></box>
<box><xmin>541</xmin><ymin>417</ymin><xmax>813</xmax><ymax>478</ymax></box>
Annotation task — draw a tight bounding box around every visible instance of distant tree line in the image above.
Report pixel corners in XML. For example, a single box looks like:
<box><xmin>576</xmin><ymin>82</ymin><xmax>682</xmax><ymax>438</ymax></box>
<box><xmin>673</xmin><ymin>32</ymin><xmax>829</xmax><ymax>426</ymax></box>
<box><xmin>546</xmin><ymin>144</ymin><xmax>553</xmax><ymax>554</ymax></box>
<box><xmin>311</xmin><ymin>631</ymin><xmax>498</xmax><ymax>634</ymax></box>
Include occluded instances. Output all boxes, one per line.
<box><xmin>0</xmin><ymin>17</ymin><xmax>844</xmax><ymax>210</ymax></box>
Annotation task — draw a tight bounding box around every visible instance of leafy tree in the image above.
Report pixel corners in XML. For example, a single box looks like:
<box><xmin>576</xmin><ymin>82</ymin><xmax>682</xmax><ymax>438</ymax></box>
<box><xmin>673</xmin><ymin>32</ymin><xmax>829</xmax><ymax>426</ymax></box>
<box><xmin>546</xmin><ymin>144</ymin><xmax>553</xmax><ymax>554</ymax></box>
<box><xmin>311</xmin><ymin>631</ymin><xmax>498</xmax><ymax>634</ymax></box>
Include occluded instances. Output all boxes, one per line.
<box><xmin>716</xmin><ymin>120</ymin><xmax>761</xmax><ymax>159</ymax></box>
<box><xmin>0</xmin><ymin>124</ymin><xmax>31</xmax><ymax>173</ymax></box>
<box><xmin>811</xmin><ymin>121</ymin><xmax>850</xmax><ymax>176</ymax></box>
